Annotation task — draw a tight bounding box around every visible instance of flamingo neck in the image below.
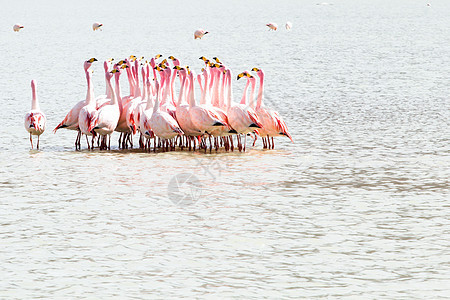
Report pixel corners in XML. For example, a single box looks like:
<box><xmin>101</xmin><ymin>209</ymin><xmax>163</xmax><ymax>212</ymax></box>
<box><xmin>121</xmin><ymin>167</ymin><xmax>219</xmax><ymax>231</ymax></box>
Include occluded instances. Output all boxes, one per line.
<box><xmin>256</xmin><ymin>71</ymin><xmax>264</xmax><ymax>109</ymax></box>
<box><xmin>153</xmin><ymin>83</ymin><xmax>160</xmax><ymax>114</ymax></box>
<box><xmin>212</xmin><ymin>71</ymin><xmax>221</xmax><ymax>106</ymax></box>
<box><xmin>177</xmin><ymin>73</ymin><xmax>187</xmax><ymax>106</ymax></box>
<box><xmin>126</xmin><ymin>66</ymin><xmax>135</xmax><ymax>97</ymax></box>
<box><xmin>141</xmin><ymin>68</ymin><xmax>147</xmax><ymax>100</ymax></box>
<box><xmin>133</xmin><ymin>62</ymin><xmax>141</xmax><ymax>97</ymax></box>
<box><xmin>145</xmin><ymin>82</ymin><xmax>154</xmax><ymax>110</ymax></box>
<box><xmin>188</xmin><ymin>74</ymin><xmax>196</xmax><ymax>108</ymax></box>
<box><xmin>171</xmin><ymin>69</ymin><xmax>177</xmax><ymax>105</ymax></box>
<box><xmin>249</xmin><ymin>78</ymin><xmax>256</xmax><ymax>109</ymax></box>
<box><xmin>240</xmin><ymin>78</ymin><xmax>250</xmax><ymax>105</ymax></box>
<box><xmin>107</xmin><ymin>77</ymin><xmax>117</xmax><ymax>106</ymax></box>
<box><xmin>85</xmin><ymin>70</ymin><xmax>94</xmax><ymax>106</ymax></box>
<box><xmin>227</xmin><ymin>72</ymin><xmax>233</xmax><ymax>109</ymax></box>
<box><xmin>104</xmin><ymin>62</ymin><xmax>112</xmax><ymax>98</ymax></box>
<box><xmin>115</xmin><ymin>73</ymin><xmax>123</xmax><ymax>112</ymax></box>
<box><xmin>198</xmin><ymin>74</ymin><xmax>205</xmax><ymax>105</ymax></box>
<box><xmin>159</xmin><ymin>72</ymin><xmax>167</xmax><ymax>105</ymax></box>
<box><xmin>31</xmin><ymin>81</ymin><xmax>39</xmax><ymax>110</ymax></box>
<box><xmin>219</xmin><ymin>72</ymin><xmax>226</xmax><ymax>108</ymax></box>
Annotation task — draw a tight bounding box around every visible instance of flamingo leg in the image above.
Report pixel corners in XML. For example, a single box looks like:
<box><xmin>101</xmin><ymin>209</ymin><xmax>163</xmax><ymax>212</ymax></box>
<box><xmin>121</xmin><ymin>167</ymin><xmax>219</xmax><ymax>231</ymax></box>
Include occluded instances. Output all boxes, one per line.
<box><xmin>37</xmin><ymin>135</ymin><xmax>40</xmax><ymax>149</ymax></box>
<box><xmin>75</xmin><ymin>131</ymin><xmax>80</xmax><ymax>150</ymax></box>
<box><xmin>29</xmin><ymin>133</ymin><xmax>33</xmax><ymax>149</ymax></box>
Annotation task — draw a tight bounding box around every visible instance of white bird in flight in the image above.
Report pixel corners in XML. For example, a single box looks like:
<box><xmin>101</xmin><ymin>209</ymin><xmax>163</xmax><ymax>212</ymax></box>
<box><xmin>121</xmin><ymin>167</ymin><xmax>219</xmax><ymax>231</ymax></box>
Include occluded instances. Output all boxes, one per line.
<box><xmin>194</xmin><ymin>29</ymin><xmax>209</xmax><ymax>39</ymax></box>
<box><xmin>266</xmin><ymin>22</ymin><xmax>278</xmax><ymax>31</ymax></box>
<box><xmin>13</xmin><ymin>24</ymin><xmax>24</xmax><ymax>32</ymax></box>
<box><xmin>92</xmin><ymin>22</ymin><xmax>103</xmax><ymax>31</ymax></box>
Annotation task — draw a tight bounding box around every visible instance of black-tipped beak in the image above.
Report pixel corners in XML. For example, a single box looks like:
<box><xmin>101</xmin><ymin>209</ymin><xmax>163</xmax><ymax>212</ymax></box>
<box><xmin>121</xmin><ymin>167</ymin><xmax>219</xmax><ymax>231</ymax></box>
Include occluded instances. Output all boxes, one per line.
<box><xmin>93</xmin><ymin>58</ymin><xmax>98</xmax><ymax>61</ymax></box>
<box><xmin>237</xmin><ymin>75</ymin><xmax>241</xmax><ymax>80</ymax></box>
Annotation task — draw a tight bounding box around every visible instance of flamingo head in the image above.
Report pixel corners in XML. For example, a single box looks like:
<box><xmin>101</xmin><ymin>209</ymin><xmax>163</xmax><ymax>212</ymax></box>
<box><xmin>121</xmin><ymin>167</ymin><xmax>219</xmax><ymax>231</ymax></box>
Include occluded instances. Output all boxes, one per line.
<box><xmin>237</xmin><ymin>72</ymin><xmax>246</xmax><ymax>80</ymax></box>
<box><xmin>84</xmin><ymin>58</ymin><xmax>97</xmax><ymax>70</ymax></box>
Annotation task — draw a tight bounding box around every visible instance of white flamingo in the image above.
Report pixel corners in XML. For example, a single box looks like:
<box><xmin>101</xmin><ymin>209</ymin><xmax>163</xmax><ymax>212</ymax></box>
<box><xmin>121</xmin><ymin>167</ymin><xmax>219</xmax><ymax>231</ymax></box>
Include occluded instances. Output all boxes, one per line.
<box><xmin>24</xmin><ymin>80</ymin><xmax>46</xmax><ymax>149</ymax></box>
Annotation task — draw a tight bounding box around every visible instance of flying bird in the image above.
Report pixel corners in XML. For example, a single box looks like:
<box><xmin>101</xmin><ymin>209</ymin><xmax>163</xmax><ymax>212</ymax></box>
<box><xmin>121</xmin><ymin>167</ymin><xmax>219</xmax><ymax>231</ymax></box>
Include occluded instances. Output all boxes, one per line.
<box><xmin>194</xmin><ymin>29</ymin><xmax>209</xmax><ymax>39</ymax></box>
<box><xmin>266</xmin><ymin>23</ymin><xmax>278</xmax><ymax>31</ymax></box>
<box><xmin>13</xmin><ymin>24</ymin><xmax>24</xmax><ymax>32</ymax></box>
<box><xmin>92</xmin><ymin>22</ymin><xmax>103</xmax><ymax>31</ymax></box>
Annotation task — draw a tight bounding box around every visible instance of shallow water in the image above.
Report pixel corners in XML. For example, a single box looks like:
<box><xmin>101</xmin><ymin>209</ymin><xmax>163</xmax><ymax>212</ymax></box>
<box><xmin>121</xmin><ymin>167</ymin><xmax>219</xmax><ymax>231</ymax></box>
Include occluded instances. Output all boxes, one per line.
<box><xmin>0</xmin><ymin>0</ymin><xmax>449</xmax><ymax>298</ymax></box>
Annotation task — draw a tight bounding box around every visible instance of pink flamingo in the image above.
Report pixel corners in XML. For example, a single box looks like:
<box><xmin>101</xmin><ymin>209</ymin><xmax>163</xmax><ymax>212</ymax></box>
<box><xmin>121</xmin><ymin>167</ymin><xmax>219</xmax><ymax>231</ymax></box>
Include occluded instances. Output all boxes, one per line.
<box><xmin>114</xmin><ymin>59</ymin><xmax>135</xmax><ymax>148</ymax></box>
<box><xmin>139</xmin><ymin>79</ymin><xmax>156</xmax><ymax>150</ymax></box>
<box><xmin>78</xmin><ymin>67</ymin><xmax>97</xmax><ymax>150</ymax></box>
<box><xmin>54</xmin><ymin>58</ymin><xmax>97</xmax><ymax>149</ymax></box>
<box><xmin>24</xmin><ymin>80</ymin><xmax>46</xmax><ymax>149</ymax></box>
<box><xmin>149</xmin><ymin>81</ymin><xmax>184</xmax><ymax>151</ymax></box>
<box><xmin>252</xmin><ymin>67</ymin><xmax>293</xmax><ymax>149</ymax></box>
<box><xmin>226</xmin><ymin>69</ymin><xmax>262</xmax><ymax>151</ymax></box>
<box><xmin>188</xmin><ymin>70</ymin><xmax>225</xmax><ymax>134</ymax></box>
<box><xmin>89</xmin><ymin>70</ymin><xmax>120</xmax><ymax>150</ymax></box>
<box><xmin>175</xmin><ymin>67</ymin><xmax>201</xmax><ymax>149</ymax></box>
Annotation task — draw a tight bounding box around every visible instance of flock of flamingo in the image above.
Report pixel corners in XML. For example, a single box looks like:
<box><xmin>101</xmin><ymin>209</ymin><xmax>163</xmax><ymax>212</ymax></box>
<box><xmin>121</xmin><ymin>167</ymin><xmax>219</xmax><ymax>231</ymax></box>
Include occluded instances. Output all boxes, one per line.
<box><xmin>25</xmin><ymin>55</ymin><xmax>293</xmax><ymax>152</ymax></box>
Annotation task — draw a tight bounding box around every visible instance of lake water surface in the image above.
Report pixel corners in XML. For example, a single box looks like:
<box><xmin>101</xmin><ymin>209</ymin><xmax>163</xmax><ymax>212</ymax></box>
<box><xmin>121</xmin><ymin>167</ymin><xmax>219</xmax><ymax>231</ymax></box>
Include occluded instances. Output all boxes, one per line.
<box><xmin>0</xmin><ymin>0</ymin><xmax>449</xmax><ymax>298</ymax></box>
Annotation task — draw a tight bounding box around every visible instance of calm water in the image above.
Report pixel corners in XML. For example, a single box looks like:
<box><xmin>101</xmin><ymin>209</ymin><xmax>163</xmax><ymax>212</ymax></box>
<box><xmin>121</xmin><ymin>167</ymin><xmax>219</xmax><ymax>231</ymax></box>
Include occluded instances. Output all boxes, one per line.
<box><xmin>1</xmin><ymin>0</ymin><xmax>449</xmax><ymax>298</ymax></box>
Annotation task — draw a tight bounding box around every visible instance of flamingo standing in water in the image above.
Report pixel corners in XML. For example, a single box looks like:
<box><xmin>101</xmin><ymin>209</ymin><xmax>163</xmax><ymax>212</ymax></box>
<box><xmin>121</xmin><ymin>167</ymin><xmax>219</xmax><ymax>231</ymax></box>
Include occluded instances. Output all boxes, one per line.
<box><xmin>89</xmin><ymin>70</ymin><xmax>120</xmax><ymax>150</ymax></box>
<box><xmin>54</xmin><ymin>58</ymin><xmax>97</xmax><ymax>149</ymax></box>
<box><xmin>174</xmin><ymin>67</ymin><xmax>201</xmax><ymax>150</ymax></box>
<box><xmin>78</xmin><ymin>66</ymin><xmax>98</xmax><ymax>150</ymax></box>
<box><xmin>251</xmin><ymin>67</ymin><xmax>293</xmax><ymax>149</ymax></box>
<box><xmin>25</xmin><ymin>80</ymin><xmax>46</xmax><ymax>149</ymax></box>
<box><xmin>226</xmin><ymin>69</ymin><xmax>262</xmax><ymax>151</ymax></box>
<box><xmin>149</xmin><ymin>81</ymin><xmax>184</xmax><ymax>151</ymax></box>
